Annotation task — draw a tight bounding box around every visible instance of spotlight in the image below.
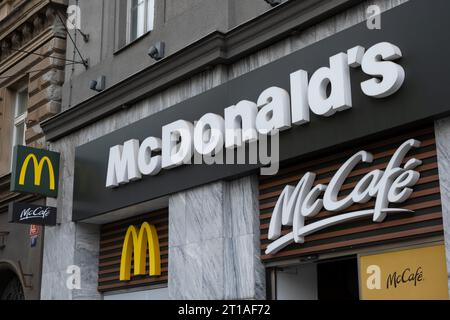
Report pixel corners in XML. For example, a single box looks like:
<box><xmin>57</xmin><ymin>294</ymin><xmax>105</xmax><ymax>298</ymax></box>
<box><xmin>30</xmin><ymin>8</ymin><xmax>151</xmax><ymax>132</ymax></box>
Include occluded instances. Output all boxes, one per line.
<box><xmin>89</xmin><ymin>75</ymin><xmax>106</xmax><ymax>92</ymax></box>
<box><xmin>148</xmin><ymin>41</ymin><xmax>165</xmax><ymax>61</ymax></box>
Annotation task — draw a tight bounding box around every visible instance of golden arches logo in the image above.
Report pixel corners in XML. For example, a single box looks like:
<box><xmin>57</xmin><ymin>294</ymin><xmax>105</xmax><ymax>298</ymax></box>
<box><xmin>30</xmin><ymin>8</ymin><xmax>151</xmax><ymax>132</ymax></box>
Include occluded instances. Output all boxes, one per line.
<box><xmin>119</xmin><ymin>222</ymin><xmax>161</xmax><ymax>281</ymax></box>
<box><xmin>19</xmin><ymin>154</ymin><xmax>56</xmax><ymax>190</ymax></box>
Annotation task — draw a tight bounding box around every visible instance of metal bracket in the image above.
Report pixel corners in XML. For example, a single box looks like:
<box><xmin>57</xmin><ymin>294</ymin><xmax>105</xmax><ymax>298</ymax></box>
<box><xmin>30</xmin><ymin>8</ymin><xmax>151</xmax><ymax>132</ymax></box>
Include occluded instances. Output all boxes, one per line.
<box><xmin>17</xmin><ymin>260</ymin><xmax>33</xmax><ymax>289</ymax></box>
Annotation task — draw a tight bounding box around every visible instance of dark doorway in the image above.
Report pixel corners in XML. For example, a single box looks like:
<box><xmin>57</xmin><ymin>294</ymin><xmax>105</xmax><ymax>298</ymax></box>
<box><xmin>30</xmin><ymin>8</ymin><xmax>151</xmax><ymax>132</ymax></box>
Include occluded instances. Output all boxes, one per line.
<box><xmin>0</xmin><ymin>270</ymin><xmax>25</xmax><ymax>300</ymax></box>
<box><xmin>317</xmin><ymin>256</ymin><xmax>359</xmax><ymax>300</ymax></box>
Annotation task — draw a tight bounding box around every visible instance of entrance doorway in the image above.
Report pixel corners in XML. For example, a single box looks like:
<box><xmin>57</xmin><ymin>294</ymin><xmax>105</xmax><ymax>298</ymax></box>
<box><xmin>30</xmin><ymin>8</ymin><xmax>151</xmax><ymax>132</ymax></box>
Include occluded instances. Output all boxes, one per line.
<box><xmin>275</xmin><ymin>255</ymin><xmax>359</xmax><ymax>300</ymax></box>
<box><xmin>317</xmin><ymin>256</ymin><xmax>359</xmax><ymax>300</ymax></box>
<box><xmin>0</xmin><ymin>269</ymin><xmax>25</xmax><ymax>300</ymax></box>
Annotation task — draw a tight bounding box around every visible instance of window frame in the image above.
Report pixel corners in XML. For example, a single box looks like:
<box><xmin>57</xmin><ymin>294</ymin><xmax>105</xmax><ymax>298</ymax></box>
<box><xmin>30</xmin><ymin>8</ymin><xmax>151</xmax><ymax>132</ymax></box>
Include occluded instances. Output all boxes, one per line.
<box><xmin>11</xmin><ymin>85</ymin><xmax>28</xmax><ymax>149</ymax></box>
<box><xmin>126</xmin><ymin>0</ymin><xmax>155</xmax><ymax>44</ymax></box>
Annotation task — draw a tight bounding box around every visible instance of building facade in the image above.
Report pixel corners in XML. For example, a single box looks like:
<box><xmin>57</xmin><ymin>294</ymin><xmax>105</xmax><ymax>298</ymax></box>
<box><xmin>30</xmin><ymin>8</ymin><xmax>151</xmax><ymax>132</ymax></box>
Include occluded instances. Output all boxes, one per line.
<box><xmin>0</xmin><ymin>0</ymin><xmax>67</xmax><ymax>300</ymax></box>
<box><xmin>39</xmin><ymin>0</ymin><xmax>450</xmax><ymax>300</ymax></box>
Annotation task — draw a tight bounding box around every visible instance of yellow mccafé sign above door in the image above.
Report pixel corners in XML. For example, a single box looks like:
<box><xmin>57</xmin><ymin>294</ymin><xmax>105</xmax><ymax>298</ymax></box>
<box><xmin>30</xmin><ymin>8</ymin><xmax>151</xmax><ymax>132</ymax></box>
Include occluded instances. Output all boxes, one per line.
<box><xmin>359</xmin><ymin>244</ymin><xmax>449</xmax><ymax>300</ymax></box>
<box><xmin>10</xmin><ymin>145</ymin><xmax>60</xmax><ymax>198</ymax></box>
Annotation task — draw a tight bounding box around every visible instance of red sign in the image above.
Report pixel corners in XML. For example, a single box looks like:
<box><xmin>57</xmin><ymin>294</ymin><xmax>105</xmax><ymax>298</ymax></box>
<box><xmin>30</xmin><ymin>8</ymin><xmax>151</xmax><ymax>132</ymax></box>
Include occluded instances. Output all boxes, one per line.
<box><xmin>29</xmin><ymin>224</ymin><xmax>39</xmax><ymax>236</ymax></box>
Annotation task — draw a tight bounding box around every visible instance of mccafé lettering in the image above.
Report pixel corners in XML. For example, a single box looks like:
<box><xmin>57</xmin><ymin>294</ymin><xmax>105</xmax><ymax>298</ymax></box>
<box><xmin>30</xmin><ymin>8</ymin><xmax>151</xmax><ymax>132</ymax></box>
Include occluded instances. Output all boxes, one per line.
<box><xmin>8</xmin><ymin>202</ymin><xmax>57</xmax><ymax>226</ymax></box>
<box><xmin>266</xmin><ymin>139</ymin><xmax>422</xmax><ymax>255</ymax></box>
<box><xmin>19</xmin><ymin>207</ymin><xmax>51</xmax><ymax>222</ymax></box>
<box><xmin>106</xmin><ymin>41</ymin><xmax>406</xmax><ymax>188</ymax></box>
<box><xmin>386</xmin><ymin>267</ymin><xmax>424</xmax><ymax>289</ymax></box>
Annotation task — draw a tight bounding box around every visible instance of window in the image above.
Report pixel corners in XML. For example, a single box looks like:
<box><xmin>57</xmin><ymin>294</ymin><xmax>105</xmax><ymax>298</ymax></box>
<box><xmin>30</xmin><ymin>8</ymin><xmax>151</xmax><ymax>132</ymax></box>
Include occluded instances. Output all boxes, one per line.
<box><xmin>127</xmin><ymin>0</ymin><xmax>154</xmax><ymax>43</ymax></box>
<box><xmin>12</xmin><ymin>87</ymin><xmax>28</xmax><ymax>149</ymax></box>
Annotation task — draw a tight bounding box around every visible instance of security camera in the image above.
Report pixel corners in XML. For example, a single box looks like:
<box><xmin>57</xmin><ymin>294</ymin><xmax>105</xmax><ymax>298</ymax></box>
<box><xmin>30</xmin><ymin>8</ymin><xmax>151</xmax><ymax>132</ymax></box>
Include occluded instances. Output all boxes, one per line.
<box><xmin>89</xmin><ymin>76</ymin><xmax>106</xmax><ymax>92</ymax></box>
<box><xmin>89</xmin><ymin>80</ymin><xmax>98</xmax><ymax>91</ymax></box>
<box><xmin>148</xmin><ymin>41</ymin><xmax>165</xmax><ymax>61</ymax></box>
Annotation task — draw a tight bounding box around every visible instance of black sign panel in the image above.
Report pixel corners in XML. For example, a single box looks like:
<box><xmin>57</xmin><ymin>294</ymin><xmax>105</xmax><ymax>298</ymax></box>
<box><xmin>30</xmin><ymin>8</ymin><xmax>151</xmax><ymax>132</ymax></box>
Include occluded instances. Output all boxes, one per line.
<box><xmin>10</xmin><ymin>145</ymin><xmax>60</xmax><ymax>198</ymax></box>
<box><xmin>9</xmin><ymin>203</ymin><xmax>57</xmax><ymax>226</ymax></box>
<box><xmin>73</xmin><ymin>0</ymin><xmax>450</xmax><ymax>221</ymax></box>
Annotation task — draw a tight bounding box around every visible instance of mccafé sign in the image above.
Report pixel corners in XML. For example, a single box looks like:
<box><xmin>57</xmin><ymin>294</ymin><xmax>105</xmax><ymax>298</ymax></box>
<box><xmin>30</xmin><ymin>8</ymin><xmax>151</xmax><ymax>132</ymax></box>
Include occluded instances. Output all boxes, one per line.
<box><xmin>360</xmin><ymin>245</ymin><xmax>449</xmax><ymax>300</ymax></box>
<box><xmin>106</xmin><ymin>42</ymin><xmax>405</xmax><ymax>188</ymax></box>
<box><xmin>120</xmin><ymin>222</ymin><xmax>161</xmax><ymax>281</ymax></box>
<box><xmin>266</xmin><ymin>139</ymin><xmax>422</xmax><ymax>255</ymax></box>
<box><xmin>8</xmin><ymin>202</ymin><xmax>57</xmax><ymax>226</ymax></box>
<box><xmin>10</xmin><ymin>145</ymin><xmax>60</xmax><ymax>198</ymax></box>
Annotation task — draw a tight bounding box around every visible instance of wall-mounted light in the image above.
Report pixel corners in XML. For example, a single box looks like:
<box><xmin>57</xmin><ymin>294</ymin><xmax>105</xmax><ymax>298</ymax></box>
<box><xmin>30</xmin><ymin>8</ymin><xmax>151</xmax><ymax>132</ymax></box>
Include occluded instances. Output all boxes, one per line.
<box><xmin>148</xmin><ymin>41</ymin><xmax>165</xmax><ymax>61</ymax></box>
<box><xmin>89</xmin><ymin>75</ymin><xmax>106</xmax><ymax>92</ymax></box>
<box><xmin>265</xmin><ymin>0</ymin><xmax>282</xmax><ymax>7</ymax></box>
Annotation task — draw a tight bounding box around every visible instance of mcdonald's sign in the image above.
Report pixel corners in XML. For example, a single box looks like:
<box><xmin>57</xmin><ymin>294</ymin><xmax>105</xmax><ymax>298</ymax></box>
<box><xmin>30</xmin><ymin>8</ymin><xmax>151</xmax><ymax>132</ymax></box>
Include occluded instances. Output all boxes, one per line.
<box><xmin>10</xmin><ymin>145</ymin><xmax>60</xmax><ymax>198</ymax></box>
<box><xmin>120</xmin><ymin>222</ymin><xmax>161</xmax><ymax>281</ymax></box>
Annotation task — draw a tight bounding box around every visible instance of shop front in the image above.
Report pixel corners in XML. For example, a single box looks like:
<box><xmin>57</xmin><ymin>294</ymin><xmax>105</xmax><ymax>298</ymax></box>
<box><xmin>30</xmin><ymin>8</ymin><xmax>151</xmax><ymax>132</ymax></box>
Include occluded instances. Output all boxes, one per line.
<box><xmin>261</xmin><ymin>125</ymin><xmax>448</xmax><ymax>300</ymax></box>
<box><xmin>39</xmin><ymin>0</ymin><xmax>450</xmax><ymax>300</ymax></box>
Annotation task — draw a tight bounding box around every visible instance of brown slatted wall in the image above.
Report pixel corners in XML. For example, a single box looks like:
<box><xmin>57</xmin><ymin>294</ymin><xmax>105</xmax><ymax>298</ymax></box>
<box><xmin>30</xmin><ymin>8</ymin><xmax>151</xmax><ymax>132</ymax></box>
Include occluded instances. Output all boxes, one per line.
<box><xmin>98</xmin><ymin>208</ymin><xmax>168</xmax><ymax>292</ymax></box>
<box><xmin>259</xmin><ymin>126</ymin><xmax>443</xmax><ymax>262</ymax></box>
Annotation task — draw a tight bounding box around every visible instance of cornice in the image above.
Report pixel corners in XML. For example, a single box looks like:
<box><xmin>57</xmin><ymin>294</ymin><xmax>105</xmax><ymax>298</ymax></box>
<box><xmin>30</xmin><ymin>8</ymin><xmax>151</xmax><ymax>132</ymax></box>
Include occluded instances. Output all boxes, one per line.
<box><xmin>0</xmin><ymin>0</ymin><xmax>66</xmax><ymax>63</ymax></box>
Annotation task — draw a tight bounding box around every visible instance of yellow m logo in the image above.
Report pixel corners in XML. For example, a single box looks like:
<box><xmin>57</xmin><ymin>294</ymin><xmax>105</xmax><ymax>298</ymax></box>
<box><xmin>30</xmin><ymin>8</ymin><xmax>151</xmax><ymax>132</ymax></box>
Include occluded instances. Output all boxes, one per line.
<box><xmin>19</xmin><ymin>154</ymin><xmax>56</xmax><ymax>190</ymax></box>
<box><xmin>119</xmin><ymin>222</ymin><xmax>161</xmax><ymax>281</ymax></box>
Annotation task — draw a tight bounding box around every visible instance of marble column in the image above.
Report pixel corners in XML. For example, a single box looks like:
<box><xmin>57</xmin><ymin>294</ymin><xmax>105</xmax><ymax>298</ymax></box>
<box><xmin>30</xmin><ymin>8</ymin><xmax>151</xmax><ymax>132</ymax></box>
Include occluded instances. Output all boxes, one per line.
<box><xmin>168</xmin><ymin>175</ymin><xmax>265</xmax><ymax>299</ymax></box>
<box><xmin>40</xmin><ymin>140</ymin><xmax>102</xmax><ymax>300</ymax></box>
<box><xmin>434</xmin><ymin>117</ymin><xmax>450</xmax><ymax>297</ymax></box>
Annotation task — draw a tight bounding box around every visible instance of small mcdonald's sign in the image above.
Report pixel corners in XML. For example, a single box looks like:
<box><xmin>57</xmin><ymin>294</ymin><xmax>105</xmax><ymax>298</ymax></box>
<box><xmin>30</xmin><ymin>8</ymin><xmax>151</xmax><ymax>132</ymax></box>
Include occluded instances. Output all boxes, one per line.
<box><xmin>10</xmin><ymin>145</ymin><xmax>60</xmax><ymax>198</ymax></box>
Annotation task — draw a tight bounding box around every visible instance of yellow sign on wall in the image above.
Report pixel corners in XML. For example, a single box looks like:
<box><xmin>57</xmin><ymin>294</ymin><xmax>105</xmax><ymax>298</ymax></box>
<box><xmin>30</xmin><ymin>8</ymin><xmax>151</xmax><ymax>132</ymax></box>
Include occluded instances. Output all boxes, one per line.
<box><xmin>120</xmin><ymin>222</ymin><xmax>161</xmax><ymax>281</ymax></box>
<box><xmin>359</xmin><ymin>244</ymin><xmax>449</xmax><ymax>300</ymax></box>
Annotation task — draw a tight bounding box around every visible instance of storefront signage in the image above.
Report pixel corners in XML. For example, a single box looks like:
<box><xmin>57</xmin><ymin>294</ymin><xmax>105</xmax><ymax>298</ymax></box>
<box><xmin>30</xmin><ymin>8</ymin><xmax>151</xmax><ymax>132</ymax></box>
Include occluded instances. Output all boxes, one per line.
<box><xmin>106</xmin><ymin>42</ymin><xmax>405</xmax><ymax>188</ymax></box>
<box><xmin>120</xmin><ymin>222</ymin><xmax>161</xmax><ymax>281</ymax></box>
<box><xmin>10</xmin><ymin>145</ymin><xmax>60</xmax><ymax>198</ymax></box>
<box><xmin>266</xmin><ymin>139</ymin><xmax>422</xmax><ymax>255</ymax></box>
<box><xmin>359</xmin><ymin>245</ymin><xmax>449</xmax><ymax>300</ymax></box>
<box><xmin>8</xmin><ymin>202</ymin><xmax>57</xmax><ymax>226</ymax></box>
<box><xmin>73</xmin><ymin>0</ymin><xmax>450</xmax><ymax>221</ymax></box>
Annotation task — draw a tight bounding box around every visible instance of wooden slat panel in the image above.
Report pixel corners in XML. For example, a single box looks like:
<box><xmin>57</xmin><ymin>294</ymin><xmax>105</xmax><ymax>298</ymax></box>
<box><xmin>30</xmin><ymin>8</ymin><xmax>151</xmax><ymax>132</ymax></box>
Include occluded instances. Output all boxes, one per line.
<box><xmin>259</xmin><ymin>127</ymin><xmax>435</xmax><ymax>182</ymax></box>
<box><xmin>261</xmin><ymin>212</ymin><xmax>442</xmax><ymax>241</ymax></box>
<box><xmin>261</xmin><ymin>225</ymin><xmax>443</xmax><ymax>261</ymax></box>
<box><xmin>98</xmin><ymin>208</ymin><xmax>169</xmax><ymax>292</ymax></box>
<box><xmin>259</xmin><ymin>125</ymin><xmax>444</xmax><ymax>262</ymax></box>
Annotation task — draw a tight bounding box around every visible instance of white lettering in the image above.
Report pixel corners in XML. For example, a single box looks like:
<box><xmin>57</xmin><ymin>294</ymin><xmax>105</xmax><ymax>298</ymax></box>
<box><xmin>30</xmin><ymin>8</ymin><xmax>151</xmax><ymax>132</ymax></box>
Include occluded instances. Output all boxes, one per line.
<box><xmin>266</xmin><ymin>139</ymin><xmax>421</xmax><ymax>255</ymax></box>
<box><xmin>308</xmin><ymin>52</ymin><xmax>352</xmax><ymax>116</ymax></box>
<box><xmin>106</xmin><ymin>139</ymin><xmax>141</xmax><ymax>188</ymax></box>
<box><xmin>224</xmin><ymin>100</ymin><xmax>258</xmax><ymax>149</ymax></box>
<box><xmin>361</xmin><ymin>42</ymin><xmax>405</xmax><ymax>98</ymax></box>
<box><xmin>162</xmin><ymin>120</ymin><xmax>194</xmax><ymax>169</ymax></box>
<box><xmin>256</xmin><ymin>87</ymin><xmax>292</xmax><ymax>135</ymax></box>
<box><xmin>104</xmin><ymin>41</ymin><xmax>407</xmax><ymax>188</ymax></box>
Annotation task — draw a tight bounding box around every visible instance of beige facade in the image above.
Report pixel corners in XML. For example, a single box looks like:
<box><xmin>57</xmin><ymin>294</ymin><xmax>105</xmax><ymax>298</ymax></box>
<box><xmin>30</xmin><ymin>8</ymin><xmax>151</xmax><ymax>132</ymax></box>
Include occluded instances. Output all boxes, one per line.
<box><xmin>0</xmin><ymin>0</ymin><xmax>67</xmax><ymax>174</ymax></box>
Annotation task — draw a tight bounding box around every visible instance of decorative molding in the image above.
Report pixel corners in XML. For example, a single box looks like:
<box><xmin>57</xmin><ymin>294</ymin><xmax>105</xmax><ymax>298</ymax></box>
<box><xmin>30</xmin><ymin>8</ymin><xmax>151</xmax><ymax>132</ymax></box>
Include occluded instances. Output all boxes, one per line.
<box><xmin>0</xmin><ymin>0</ymin><xmax>66</xmax><ymax>63</ymax></box>
<box><xmin>41</xmin><ymin>0</ymin><xmax>364</xmax><ymax>142</ymax></box>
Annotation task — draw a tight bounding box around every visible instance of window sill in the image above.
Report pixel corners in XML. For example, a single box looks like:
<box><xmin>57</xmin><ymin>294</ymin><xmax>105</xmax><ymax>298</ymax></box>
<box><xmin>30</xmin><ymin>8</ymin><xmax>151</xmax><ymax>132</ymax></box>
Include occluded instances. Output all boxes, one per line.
<box><xmin>114</xmin><ymin>30</ymin><xmax>153</xmax><ymax>56</ymax></box>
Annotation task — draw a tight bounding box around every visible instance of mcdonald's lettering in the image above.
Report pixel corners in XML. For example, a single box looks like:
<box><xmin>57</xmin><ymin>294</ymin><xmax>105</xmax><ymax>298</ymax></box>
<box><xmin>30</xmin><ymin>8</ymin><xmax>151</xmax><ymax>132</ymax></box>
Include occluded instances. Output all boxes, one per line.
<box><xmin>120</xmin><ymin>222</ymin><xmax>161</xmax><ymax>281</ymax></box>
<box><xmin>11</xmin><ymin>145</ymin><xmax>60</xmax><ymax>198</ymax></box>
